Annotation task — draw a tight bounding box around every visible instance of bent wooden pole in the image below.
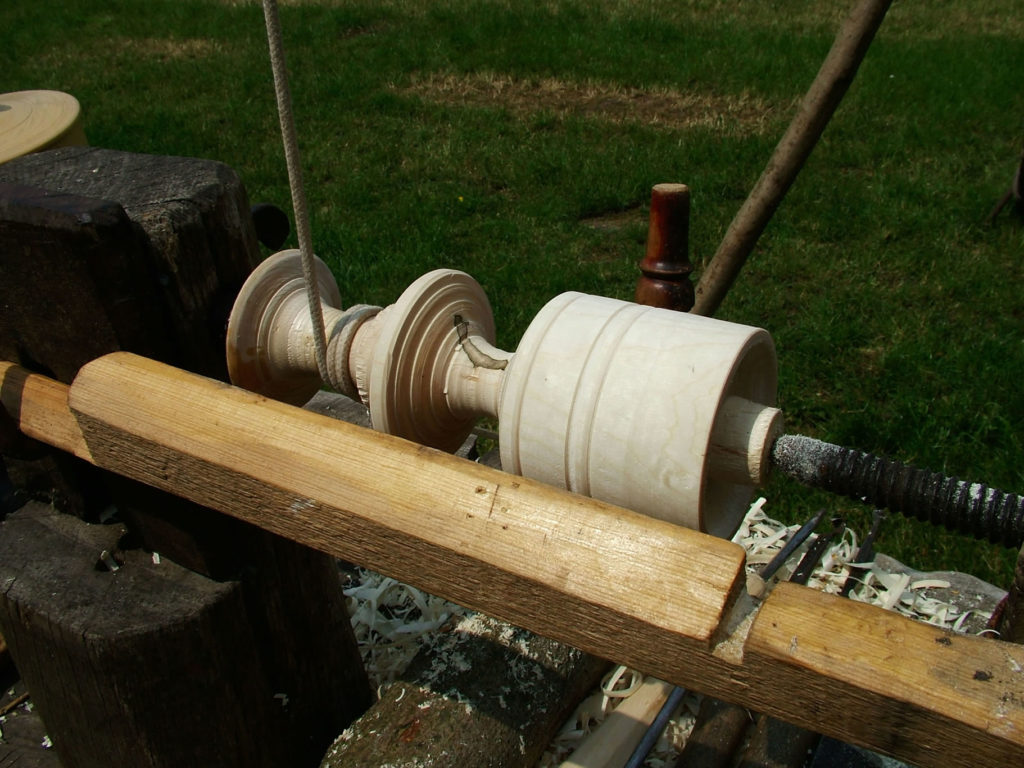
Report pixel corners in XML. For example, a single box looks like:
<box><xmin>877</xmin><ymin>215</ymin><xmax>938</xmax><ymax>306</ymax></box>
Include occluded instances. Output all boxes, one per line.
<box><xmin>692</xmin><ymin>0</ymin><xmax>893</xmax><ymax>317</ymax></box>
<box><xmin>2</xmin><ymin>354</ymin><xmax>1023</xmax><ymax>767</ymax></box>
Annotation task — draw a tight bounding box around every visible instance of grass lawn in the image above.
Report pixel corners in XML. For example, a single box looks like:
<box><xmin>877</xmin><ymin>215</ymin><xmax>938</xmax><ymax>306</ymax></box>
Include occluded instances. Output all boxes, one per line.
<box><xmin>3</xmin><ymin>0</ymin><xmax>1022</xmax><ymax>587</ymax></box>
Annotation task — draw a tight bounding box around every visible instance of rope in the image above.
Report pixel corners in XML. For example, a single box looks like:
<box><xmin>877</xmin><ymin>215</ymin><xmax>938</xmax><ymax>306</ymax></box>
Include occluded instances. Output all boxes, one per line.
<box><xmin>261</xmin><ymin>0</ymin><xmax>334</xmax><ymax>386</ymax></box>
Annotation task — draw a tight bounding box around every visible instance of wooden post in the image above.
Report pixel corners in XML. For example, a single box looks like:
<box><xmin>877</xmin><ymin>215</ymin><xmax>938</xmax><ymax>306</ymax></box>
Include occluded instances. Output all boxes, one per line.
<box><xmin>692</xmin><ymin>0</ymin><xmax>894</xmax><ymax>317</ymax></box>
<box><xmin>635</xmin><ymin>183</ymin><xmax>694</xmax><ymax>311</ymax></box>
<box><xmin>0</xmin><ymin>502</ymin><xmax>289</xmax><ymax>767</ymax></box>
<box><xmin>0</xmin><ymin>147</ymin><xmax>371</xmax><ymax>766</ymax></box>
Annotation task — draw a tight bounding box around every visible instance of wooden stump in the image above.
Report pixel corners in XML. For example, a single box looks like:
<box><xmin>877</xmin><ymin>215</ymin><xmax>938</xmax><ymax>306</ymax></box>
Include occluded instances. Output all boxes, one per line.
<box><xmin>0</xmin><ymin>148</ymin><xmax>372</xmax><ymax>765</ymax></box>
<box><xmin>0</xmin><ymin>146</ymin><xmax>256</xmax><ymax>381</ymax></box>
<box><xmin>0</xmin><ymin>503</ymin><xmax>289</xmax><ymax>767</ymax></box>
<box><xmin>322</xmin><ymin>612</ymin><xmax>607</xmax><ymax>768</ymax></box>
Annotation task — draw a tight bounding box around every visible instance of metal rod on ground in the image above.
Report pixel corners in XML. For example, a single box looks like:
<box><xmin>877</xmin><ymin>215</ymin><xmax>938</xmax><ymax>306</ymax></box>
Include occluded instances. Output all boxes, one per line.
<box><xmin>692</xmin><ymin>0</ymin><xmax>894</xmax><ymax>317</ymax></box>
<box><xmin>771</xmin><ymin>433</ymin><xmax>1024</xmax><ymax>548</ymax></box>
<box><xmin>623</xmin><ymin>684</ymin><xmax>688</xmax><ymax>768</ymax></box>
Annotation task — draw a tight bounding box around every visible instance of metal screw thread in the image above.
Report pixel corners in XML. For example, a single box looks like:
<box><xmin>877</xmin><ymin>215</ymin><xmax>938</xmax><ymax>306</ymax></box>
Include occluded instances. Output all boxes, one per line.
<box><xmin>771</xmin><ymin>434</ymin><xmax>1024</xmax><ymax>548</ymax></box>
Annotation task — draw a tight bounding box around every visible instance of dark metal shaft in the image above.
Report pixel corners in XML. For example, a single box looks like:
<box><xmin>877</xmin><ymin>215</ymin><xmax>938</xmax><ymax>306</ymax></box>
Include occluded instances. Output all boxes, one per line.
<box><xmin>758</xmin><ymin>508</ymin><xmax>826</xmax><ymax>582</ymax></box>
<box><xmin>772</xmin><ymin>434</ymin><xmax>1024</xmax><ymax>548</ymax></box>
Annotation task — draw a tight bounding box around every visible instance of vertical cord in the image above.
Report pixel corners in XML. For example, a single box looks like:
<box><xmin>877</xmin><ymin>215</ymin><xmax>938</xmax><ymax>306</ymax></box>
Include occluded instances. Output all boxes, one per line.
<box><xmin>261</xmin><ymin>0</ymin><xmax>333</xmax><ymax>386</ymax></box>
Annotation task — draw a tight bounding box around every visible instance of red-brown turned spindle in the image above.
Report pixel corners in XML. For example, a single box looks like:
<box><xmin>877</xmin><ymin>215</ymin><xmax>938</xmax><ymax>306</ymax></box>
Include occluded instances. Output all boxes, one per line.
<box><xmin>635</xmin><ymin>183</ymin><xmax>694</xmax><ymax>311</ymax></box>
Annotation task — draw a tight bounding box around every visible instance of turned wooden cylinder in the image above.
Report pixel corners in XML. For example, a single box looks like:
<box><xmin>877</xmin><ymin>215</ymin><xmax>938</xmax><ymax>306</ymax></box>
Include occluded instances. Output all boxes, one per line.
<box><xmin>500</xmin><ymin>293</ymin><xmax>779</xmax><ymax>537</ymax></box>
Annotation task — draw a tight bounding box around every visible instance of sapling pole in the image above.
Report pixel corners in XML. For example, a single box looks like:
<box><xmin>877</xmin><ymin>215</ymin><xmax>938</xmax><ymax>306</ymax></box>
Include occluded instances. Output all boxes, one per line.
<box><xmin>692</xmin><ymin>0</ymin><xmax>894</xmax><ymax>317</ymax></box>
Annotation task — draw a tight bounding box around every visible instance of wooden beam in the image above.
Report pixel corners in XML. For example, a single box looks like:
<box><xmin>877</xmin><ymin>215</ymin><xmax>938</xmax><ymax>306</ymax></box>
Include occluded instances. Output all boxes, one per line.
<box><xmin>0</xmin><ymin>361</ymin><xmax>91</xmax><ymax>462</ymax></box>
<box><xmin>67</xmin><ymin>353</ymin><xmax>746</xmax><ymax>659</ymax></box>
<box><xmin>2</xmin><ymin>352</ymin><xmax>1022</xmax><ymax>766</ymax></box>
<box><xmin>744</xmin><ymin>583</ymin><xmax>1024</xmax><ymax>766</ymax></box>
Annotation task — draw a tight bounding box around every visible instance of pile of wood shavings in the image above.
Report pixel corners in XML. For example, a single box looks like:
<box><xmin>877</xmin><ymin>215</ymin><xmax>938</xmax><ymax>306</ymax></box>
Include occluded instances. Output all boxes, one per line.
<box><xmin>737</xmin><ymin>498</ymin><xmax>996</xmax><ymax>630</ymax></box>
<box><xmin>343</xmin><ymin>569</ymin><xmax>469</xmax><ymax>686</ymax></box>
<box><xmin>343</xmin><ymin>497</ymin><xmax>998</xmax><ymax>767</ymax></box>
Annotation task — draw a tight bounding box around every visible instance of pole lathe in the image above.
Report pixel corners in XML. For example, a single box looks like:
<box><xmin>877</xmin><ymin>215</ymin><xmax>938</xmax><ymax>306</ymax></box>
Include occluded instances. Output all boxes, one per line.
<box><xmin>239</xmin><ymin>1</ymin><xmax>1021</xmax><ymax>545</ymax></box>
<box><xmin>226</xmin><ymin>249</ymin><xmax>1024</xmax><ymax>547</ymax></box>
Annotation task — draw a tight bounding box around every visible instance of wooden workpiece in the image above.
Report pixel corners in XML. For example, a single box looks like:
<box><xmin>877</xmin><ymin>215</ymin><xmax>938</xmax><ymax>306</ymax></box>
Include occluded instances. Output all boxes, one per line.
<box><xmin>1</xmin><ymin>353</ymin><xmax>1022</xmax><ymax>766</ymax></box>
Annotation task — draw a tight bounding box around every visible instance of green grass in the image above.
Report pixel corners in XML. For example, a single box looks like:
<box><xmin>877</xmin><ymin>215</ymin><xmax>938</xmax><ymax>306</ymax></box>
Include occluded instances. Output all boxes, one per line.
<box><xmin>3</xmin><ymin>0</ymin><xmax>1022</xmax><ymax>587</ymax></box>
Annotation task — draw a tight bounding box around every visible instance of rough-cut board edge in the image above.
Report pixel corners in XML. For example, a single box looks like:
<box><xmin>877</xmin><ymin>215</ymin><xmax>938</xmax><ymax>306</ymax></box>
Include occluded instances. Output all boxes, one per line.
<box><xmin>68</xmin><ymin>352</ymin><xmax>746</xmax><ymax>657</ymax></box>
<box><xmin>1</xmin><ymin>353</ymin><xmax>1022</xmax><ymax>766</ymax></box>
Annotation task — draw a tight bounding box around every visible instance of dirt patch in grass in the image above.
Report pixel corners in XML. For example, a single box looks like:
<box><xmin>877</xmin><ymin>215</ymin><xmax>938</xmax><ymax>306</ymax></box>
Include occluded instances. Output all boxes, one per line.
<box><xmin>579</xmin><ymin>207</ymin><xmax>644</xmax><ymax>232</ymax></box>
<box><xmin>38</xmin><ymin>37</ymin><xmax>224</xmax><ymax>69</ymax></box>
<box><xmin>400</xmin><ymin>72</ymin><xmax>781</xmax><ymax>134</ymax></box>
<box><xmin>118</xmin><ymin>38</ymin><xmax>222</xmax><ymax>60</ymax></box>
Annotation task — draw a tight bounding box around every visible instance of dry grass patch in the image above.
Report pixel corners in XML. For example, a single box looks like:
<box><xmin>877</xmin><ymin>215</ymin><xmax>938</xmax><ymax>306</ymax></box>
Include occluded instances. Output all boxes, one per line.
<box><xmin>118</xmin><ymin>38</ymin><xmax>223</xmax><ymax>60</ymax></box>
<box><xmin>579</xmin><ymin>206</ymin><xmax>644</xmax><ymax>232</ymax></box>
<box><xmin>400</xmin><ymin>71</ymin><xmax>782</xmax><ymax>134</ymax></box>
<box><xmin>37</xmin><ymin>37</ymin><xmax>225</xmax><ymax>71</ymax></box>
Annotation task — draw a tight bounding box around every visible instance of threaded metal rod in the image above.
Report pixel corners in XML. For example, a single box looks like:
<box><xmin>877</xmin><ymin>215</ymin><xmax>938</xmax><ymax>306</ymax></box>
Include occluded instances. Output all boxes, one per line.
<box><xmin>772</xmin><ymin>434</ymin><xmax>1024</xmax><ymax>548</ymax></box>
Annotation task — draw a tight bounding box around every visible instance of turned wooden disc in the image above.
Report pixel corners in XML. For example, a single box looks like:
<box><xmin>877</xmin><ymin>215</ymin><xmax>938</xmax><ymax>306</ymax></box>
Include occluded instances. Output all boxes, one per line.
<box><xmin>368</xmin><ymin>269</ymin><xmax>496</xmax><ymax>452</ymax></box>
<box><xmin>0</xmin><ymin>91</ymin><xmax>87</xmax><ymax>165</ymax></box>
<box><xmin>226</xmin><ymin>249</ymin><xmax>342</xmax><ymax>405</ymax></box>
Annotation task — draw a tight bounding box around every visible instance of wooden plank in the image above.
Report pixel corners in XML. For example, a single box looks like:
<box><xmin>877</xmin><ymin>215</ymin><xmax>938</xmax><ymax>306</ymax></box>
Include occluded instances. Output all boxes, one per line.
<box><xmin>68</xmin><ymin>353</ymin><xmax>746</xmax><ymax>660</ymax></box>
<box><xmin>561</xmin><ymin>678</ymin><xmax>676</xmax><ymax>768</ymax></box>
<box><xmin>2</xmin><ymin>352</ymin><xmax>1022</xmax><ymax>766</ymax></box>
<box><xmin>744</xmin><ymin>583</ymin><xmax>1024</xmax><ymax>767</ymax></box>
<box><xmin>0</xmin><ymin>361</ymin><xmax>91</xmax><ymax>462</ymax></box>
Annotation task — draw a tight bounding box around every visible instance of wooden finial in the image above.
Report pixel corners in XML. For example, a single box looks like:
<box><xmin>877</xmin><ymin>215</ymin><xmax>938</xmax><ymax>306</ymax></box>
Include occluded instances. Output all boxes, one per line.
<box><xmin>635</xmin><ymin>183</ymin><xmax>694</xmax><ymax>311</ymax></box>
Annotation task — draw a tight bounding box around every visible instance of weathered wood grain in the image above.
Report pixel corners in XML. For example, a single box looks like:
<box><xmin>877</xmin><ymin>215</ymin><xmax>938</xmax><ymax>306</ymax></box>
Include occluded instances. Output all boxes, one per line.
<box><xmin>744</xmin><ymin>583</ymin><xmax>1024</xmax><ymax>767</ymax></box>
<box><xmin>0</xmin><ymin>502</ymin><xmax>283</xmax><ymax>768</ymax></box>
<box><xmin>0</xmin><ymin>148</ymin><xmax>372</xmax><ymax>766</ymax></box>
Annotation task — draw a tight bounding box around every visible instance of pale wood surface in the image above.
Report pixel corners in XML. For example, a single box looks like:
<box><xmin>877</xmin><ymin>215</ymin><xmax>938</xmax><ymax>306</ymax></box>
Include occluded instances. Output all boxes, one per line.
<box><xmin>0</xmin><ymin>91</ymin><xmax>86</xmax><ymax>165</ymax></box>
<box><xmin>2</xmin><ymin>353</ymin><xmax>1022</xmax><ymax>766</ymax></box>
<box><xmin>561</xmin><ymin>677</ymin><xmax>676</xmax><ymax>768</ymax></box>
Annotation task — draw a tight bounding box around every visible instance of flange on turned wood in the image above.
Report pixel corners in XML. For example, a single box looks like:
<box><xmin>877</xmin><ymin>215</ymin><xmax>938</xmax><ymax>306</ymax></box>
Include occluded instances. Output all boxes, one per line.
<box><xmin>227</xmin><ymin>249</ymin><xmax>348</xmax><ymax>406</ymax></box>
